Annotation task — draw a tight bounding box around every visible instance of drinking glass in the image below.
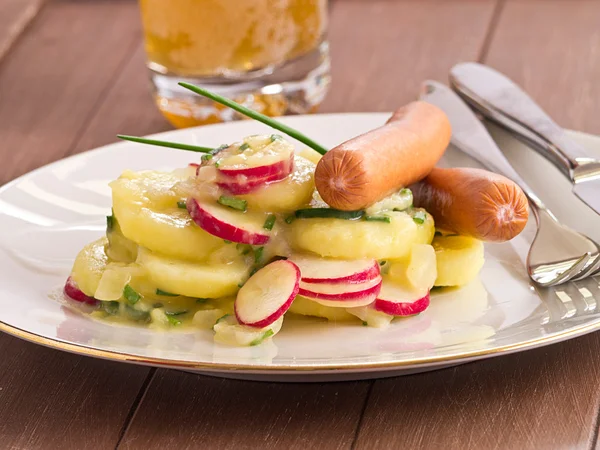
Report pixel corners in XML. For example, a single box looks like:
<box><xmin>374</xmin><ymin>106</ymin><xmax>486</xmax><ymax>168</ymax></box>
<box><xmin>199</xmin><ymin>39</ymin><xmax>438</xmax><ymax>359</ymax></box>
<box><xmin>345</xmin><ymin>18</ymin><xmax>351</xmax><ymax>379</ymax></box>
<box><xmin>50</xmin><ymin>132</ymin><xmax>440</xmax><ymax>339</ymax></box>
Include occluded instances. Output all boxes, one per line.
<box><xmin>139</xmin><ymin>0</ymin><xmax>331</xmax><ymax>128</ymax></box>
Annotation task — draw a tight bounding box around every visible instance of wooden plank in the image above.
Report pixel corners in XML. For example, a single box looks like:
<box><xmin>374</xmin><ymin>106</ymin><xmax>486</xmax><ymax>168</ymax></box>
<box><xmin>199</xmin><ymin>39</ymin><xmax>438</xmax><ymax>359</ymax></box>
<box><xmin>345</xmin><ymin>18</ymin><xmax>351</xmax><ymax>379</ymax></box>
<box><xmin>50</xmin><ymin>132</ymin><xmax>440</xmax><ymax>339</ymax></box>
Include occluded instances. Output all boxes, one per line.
<box><xmin>355</xmin><ymin>333</ymin><xmax>600</xmax><ymax>450</ymax></box>
<box><xmin>118</xmin><ymin>370</ymin><xmax>370</xmax><ymax>450</ymax></box>
<box><xmin>0</xmin><ymin>1</ymin><xmax>154</xmax><ymax>448</ymax></box>
<box><xmin>0</xmin><ymin>0</ymin><xmax>143</xmax><ymax>184</ymax></box>
<box><xmin>0</xmin><ymin>334</ymin><xmax>151</xmax><ymax>449</ymax></box>
<box><xmin>483</xmin><ymin>0</ymin><xmax>600</xmax><ymax>135</ymax></box>
<box><xmin>355</xmin><ymin>1</ymin><xmax>600</xmax><ymax>449</ymax></box>
<box><xmin>70</xmin><ymin>43</ymin><xmax>170</xmax><ymax>155</ymax></box>
<box><xmin>321</xmin><ymin>0</ymin><xmax>498</xmax><ymax>113</ymax></box>
<box><xmin>0</xmin><ymin>0</ymin><xmax>45</xmax><ymax>62</ymax></box>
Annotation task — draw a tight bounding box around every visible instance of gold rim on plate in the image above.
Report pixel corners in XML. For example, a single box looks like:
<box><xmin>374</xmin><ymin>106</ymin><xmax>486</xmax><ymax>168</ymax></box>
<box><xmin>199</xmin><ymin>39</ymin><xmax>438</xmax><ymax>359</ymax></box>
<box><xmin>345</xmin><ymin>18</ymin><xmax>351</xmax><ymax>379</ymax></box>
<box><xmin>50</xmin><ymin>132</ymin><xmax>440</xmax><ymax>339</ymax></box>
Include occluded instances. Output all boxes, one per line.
<box><xmin>2</xmin><ymin>316</ymin><xmax>599</xmax><ymax>373</ymax></box>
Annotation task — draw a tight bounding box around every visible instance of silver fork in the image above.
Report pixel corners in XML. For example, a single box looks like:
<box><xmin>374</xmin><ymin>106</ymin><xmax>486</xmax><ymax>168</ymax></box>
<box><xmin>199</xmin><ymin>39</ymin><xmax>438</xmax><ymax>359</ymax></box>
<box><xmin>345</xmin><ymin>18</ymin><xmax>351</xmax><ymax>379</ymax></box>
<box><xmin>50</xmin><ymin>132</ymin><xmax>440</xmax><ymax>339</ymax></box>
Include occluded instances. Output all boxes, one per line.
<box><xmin>420</xmin><ymin>81</ymin><xmax>600</xmax><ymax>287</ymax></box>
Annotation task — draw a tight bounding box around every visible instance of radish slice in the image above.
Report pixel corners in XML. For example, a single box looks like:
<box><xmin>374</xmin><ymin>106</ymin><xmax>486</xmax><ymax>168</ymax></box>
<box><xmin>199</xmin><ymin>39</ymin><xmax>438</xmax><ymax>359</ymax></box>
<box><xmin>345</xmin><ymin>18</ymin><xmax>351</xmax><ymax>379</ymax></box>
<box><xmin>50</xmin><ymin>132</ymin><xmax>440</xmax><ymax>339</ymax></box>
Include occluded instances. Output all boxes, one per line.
<box><xmin>298</xmin><ymin>276</ymin><xmax>382</xmax><ymax>301</ymax></box>
<box><xmin>217</xmin><ymin>138</ymin><xmax>294</xmax><ymax>178</ymax></box>
<box><xmin>375</xmin><ymin>282</ymin><xmax>430</xmax><ymax>316</ymax></box>
<box><xmin>217</xmin><ymin>171</ymin><xmax>286</xmax><ymax>195</ymax></box>
<box><xmin>64</xmin><ymin>277</ymin><xmax>98</xmax><ymax>305</ymax></box>
<box><xmin>290</xmin><ymin>255</ymin><xmax>380</xmax><ymax>284</ymax></box>
<box><xmin>235</xmin><ymin>260</ymin><xmax>300</xmax><ymax>328</ymax></box>
<box><xmin>187</xmin><ymin>198</ymin><xmax>270</xmax><ymax>245</ymax></box>
<box><xmin>219</xmin><ymin>153</ymin><xmax>294</xmax><ymax>179</ymax></box>
<box><xmin>309</xmin><ymin>292</ymin><xmax>378</xmax><ymax>308</ymax></box>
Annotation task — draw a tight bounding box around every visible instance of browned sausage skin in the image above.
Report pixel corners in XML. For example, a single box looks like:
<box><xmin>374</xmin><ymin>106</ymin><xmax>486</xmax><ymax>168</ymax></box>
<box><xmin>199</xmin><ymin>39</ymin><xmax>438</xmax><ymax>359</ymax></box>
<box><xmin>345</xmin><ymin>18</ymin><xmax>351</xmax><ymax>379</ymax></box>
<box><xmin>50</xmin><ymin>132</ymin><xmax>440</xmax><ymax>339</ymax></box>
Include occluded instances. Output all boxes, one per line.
<box><xmin>411</xmin><ymin>167</ymin><xmax>529</xmax><ymax>242</ymax></box>
<box><xmin>315</xmin><ymin>102</ymin><xmax>452</xmax><ymax>211</ymax></box>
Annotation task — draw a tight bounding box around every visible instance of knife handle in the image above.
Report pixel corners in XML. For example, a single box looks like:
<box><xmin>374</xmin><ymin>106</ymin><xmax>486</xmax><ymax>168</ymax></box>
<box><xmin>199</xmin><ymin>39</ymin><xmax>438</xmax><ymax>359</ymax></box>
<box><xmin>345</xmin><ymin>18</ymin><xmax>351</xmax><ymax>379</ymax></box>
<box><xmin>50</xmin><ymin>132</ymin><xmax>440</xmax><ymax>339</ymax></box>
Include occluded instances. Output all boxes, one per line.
<box><xmin>449</xmin><ymin>62</ymin><xmax>596</xmax><ymax>181</ymax></box>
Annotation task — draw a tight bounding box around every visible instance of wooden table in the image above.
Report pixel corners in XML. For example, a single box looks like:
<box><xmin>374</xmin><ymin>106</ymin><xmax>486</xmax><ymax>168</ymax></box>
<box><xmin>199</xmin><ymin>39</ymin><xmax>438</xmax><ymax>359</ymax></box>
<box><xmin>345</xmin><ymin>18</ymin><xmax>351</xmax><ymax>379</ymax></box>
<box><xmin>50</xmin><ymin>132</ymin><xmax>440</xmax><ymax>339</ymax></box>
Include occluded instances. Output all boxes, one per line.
<box><xmin>2</xmin><ymin>0</ymin><xmax>600</xmax><ymax>448</ymax></box>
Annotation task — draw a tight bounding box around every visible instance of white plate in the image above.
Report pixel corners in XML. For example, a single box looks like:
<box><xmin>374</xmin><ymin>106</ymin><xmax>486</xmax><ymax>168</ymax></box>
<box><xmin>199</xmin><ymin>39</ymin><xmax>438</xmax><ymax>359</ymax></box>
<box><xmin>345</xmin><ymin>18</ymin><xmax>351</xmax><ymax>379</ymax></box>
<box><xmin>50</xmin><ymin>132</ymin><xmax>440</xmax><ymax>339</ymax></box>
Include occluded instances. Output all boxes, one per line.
<box><xmin>1</xmin><ymin>113</ymin><xmax>600</xmax><ymax>383</ymax></box>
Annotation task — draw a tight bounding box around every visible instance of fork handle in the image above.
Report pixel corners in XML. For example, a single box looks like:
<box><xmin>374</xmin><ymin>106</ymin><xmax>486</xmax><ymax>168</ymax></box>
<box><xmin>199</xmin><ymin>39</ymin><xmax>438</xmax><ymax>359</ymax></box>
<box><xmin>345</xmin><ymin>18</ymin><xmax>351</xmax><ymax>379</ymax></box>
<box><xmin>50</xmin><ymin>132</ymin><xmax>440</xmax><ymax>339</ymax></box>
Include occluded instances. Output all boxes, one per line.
<box><xmin>450</xmin><ymin>62</ymin><xmax>596</xmax><ymax>181</ymax></box>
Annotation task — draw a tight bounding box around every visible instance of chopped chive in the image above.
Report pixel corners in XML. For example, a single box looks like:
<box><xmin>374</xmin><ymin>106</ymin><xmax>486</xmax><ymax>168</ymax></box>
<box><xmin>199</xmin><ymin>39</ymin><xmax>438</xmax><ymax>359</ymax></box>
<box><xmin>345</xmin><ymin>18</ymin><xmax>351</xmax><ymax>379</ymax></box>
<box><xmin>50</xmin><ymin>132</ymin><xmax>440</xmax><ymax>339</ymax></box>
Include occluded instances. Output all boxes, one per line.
<box><xmin>263</xmin><ymin>214</ymin><xmax>276</xmax><ymax>230</ymax></box>
<box><xmin>156</xmin><ymin>289</ymin><xmax>178</xmax><ymax>297</ymax></box>
<box><xmin>270</xmin><ymin>134</ymin><xmax>283</xmax><ymax>142</ymax></box>
<box><xmin>365</xmin><ymin>215</ymin><xmax>391</xmax><ymax>223</ymax></box>
<box><xmin>214</xmin><ymin>144</ymin><xmax>229</xmax><ymax>154</ymax></box>
<box><xmin>239</xmin><ymin>142</ymin><xmax>250</xmax><ymax>151</ymax></box>
<box><xmin>152</xmin><ymin>302</ymin><xmax>164</xmax><ymax>308</ymax></box>
<box><xmin>214</xmin><ymin>161</ymin><xmax>220</xmax><ymax>168</ymax></box>
<box><xmin>101</xmin><ymin>301</ymin><xmax>120</xmax><ymax>315</ymax></box>
<box><xmin>117</xmin><ymin>135</ymin><xmax>214</xmax><ymax>153</ymax></box>
<box><xmin>413</xmin><ymin>211</ymin><xmax>427</xmax><ymax>224</ymax></box>
<box><xmin>249</xmin><ymin>267</ymin><xmax>260</xmax><ymax>278</ymax></box>
<box><xmin>218</xmin><ymin>195</ymin><xmax>247</xmax><ymax>211</ymax></box>
<box><xmin>201</xmin><ymin>154</ymin><xmax>213</xmax><ymax>163</ymax></box>
<box><xmin>106</xmin><ymin>214</ymin><xmax>114</xmax><ymax>232</ymax></box>
<box><xmin>295</xmin><ymin>208</ymin><xmax>364</xmax><ymax>220</ymax></box>
<box><xmin>177</xmin><ymin>200</ymin><xmax>187</xmax><ymax>209</ymax></box>
<box><xmin>125</xmin><ymin>306</ymin><xmax>150</xmax><ymax>322</ymax></box>
<box><xmin>250</xmin><ymin>329</ymin><xmax>274</xmax><ymax>346</ymax></box>
<box><xmin>215</xmin><ymin>314</ymin><xmax>230</xmax><ymax>325</ymax></box>
<box><xmin>167</xmin><ymin>315</ymin><xmax>182</xmax><ymax>326</ymax></box>
<box><xmin>165</xmin><ymin>310</ymin><xmax>188</xmax><ymax>316</ymax></box>
<box><xmin>196</xmin><ymin>298</ymin><xmax>209</xmax><ymax>304</ymax></box>
<box><xmin>362</xmin><ymin>321</ymin><xmax>368</xmax><ymax>326</ymax></box>
<box><xmin>123</xmin><ymin>284</ymin><xmax>141</xmax><ymax>305</ymax></box>
<box><xmin>400</xmin><ymin>188</ymin><xmax>411</xmax><ymax>196</ymax></box>
<box><xmin>379</xmin><ymin>260</ymin><xmax>387</xmax><ymax>266</ymax></box>
<box><xmin>237</xmin><ymin>282</ymin><xmax>245</xmax><ymax>288</ymax></box>
<box><xmin>254</xmin><ymin>247</ymin><xmax>264</xmax><ymax>264</ymax></box>
<box><xmin>236</xmin><ymin>243</ymin><xmax>252</xmax><ymax>255</ymax></box>
<box><xmin>224</xmin><ymin>239</ymin><xmax>232</xmax><ymax>244</ymax></box>
<box><xmin>178</xmin><ymin>82</ymin><xmax>329</xmax><ymax>155</ymax></box>
<box><xmin>285</xmin><ymin>215</ymin><xmax>295</xmax><ymax>224</ymax></box>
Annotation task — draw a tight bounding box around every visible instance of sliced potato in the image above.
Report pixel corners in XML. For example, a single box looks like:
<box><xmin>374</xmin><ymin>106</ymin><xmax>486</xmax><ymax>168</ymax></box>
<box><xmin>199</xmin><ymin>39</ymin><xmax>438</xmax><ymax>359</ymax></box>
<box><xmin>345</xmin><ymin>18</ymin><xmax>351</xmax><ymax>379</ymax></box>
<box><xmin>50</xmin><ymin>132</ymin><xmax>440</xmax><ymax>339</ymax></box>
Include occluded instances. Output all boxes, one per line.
<box><xmin>70</xmin><ymin>238</ymin><xmax>109</xmax><ymax>297</ymax></box>
<box><xmin>432</xmin><ymin>235</ymin><xmax>485</xmax><ymax>286</ymax></box>
<box><xmin>111</xmin><ymin>170</ymin><xmax>225</xmax><ymax>261</ymax></box>
<box><xmin>137</xmin><ymin>248</ymin><xmax>250</xmax><ymax>298</ymax></box>
<box><xmin>388</xmin><ymin>243</ymin><xmax>437</xmax><ymax>292</ymax></box>
<box><xmin>290</xmin><ymin>211</ymin><xmax>434</xmax><ymax>259</ymax></box>
<box><xmin>238</xmin><ymin>156</ymin><xmax>315</xmax><ymax>212</ymax></box>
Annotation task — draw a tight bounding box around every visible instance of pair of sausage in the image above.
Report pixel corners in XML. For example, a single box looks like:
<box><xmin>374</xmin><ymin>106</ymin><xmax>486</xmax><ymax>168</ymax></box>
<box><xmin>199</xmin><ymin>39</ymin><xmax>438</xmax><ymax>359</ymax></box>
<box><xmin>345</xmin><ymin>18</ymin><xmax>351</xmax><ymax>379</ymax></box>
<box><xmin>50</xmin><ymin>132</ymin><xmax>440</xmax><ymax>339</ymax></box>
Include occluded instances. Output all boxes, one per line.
<box><xmin>314</xmin><ymin>102</ymin><xmax>529</xmax><ymax>242</ymax></box>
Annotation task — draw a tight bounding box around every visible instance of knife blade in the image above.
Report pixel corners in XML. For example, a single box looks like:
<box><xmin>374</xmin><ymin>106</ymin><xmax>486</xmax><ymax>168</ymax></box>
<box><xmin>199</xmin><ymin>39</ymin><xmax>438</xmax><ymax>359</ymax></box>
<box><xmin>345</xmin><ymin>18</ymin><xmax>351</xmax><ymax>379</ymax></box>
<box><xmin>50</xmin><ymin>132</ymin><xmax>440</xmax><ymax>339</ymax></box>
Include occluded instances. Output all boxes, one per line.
<box><xmin>419</xmin><ymin>80</ymin><xmax>531</xmax><ymax>190</ymax></box>
<box><xmin>449</xmin><ymin>62</ymin><xmax>600</xmax><ymax>217</ymax></box>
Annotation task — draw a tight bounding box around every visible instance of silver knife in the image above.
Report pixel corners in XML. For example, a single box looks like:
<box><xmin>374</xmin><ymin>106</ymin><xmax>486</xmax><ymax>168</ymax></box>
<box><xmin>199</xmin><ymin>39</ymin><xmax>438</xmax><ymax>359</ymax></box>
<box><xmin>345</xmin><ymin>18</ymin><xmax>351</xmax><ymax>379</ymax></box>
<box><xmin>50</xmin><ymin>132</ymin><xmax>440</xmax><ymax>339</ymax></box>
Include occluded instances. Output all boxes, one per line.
<box><xmin>419</xmin><ymin>80</ymin><xmax>600</xmax><ymax>283</ymax></box>
<box><xmin>449</xmin><ymin>62</ymin><xmax>600</xmax><ymax>216</ymax></box>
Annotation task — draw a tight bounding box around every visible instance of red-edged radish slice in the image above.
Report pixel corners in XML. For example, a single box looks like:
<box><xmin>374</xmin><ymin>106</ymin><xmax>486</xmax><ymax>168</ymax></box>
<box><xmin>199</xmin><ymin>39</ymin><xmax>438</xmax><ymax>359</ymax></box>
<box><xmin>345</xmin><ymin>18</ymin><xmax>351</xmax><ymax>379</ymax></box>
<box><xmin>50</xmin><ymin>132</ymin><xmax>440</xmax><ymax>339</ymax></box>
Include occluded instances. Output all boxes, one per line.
<box><xmin>235</xmin><ymin>260</ymin><xmax>300</xmax><ymax>328</ymax></box>
<box><xmin>217</xmin><ymin>138</ymin><xmax>294</xmax><ymax>178</ymax></box>
<box><xmin>291</xmin><ymin>255</ymin><xmax>380</xmax><ymax>284</ymax></box>
<box><xmin>217</xmin><ymin>171</ymin><xmax>287</xmax><ymax>195</ymax></box>
<box><xmin>299</xmin><ymin>276</ymin><xmax>382</xmax><ymax>301</ymax></box>
<box><xmin>375</xmin><ymin>282</ymin><xmax>430</xmax><ymax>316</ymax></box>
<box><xmin>187</xmin><ymin>198</ymin><xmax>270</xmax><ymax>245</ymax></box>
<box><xmin>308</xmin><ymin>292</ymin><xmax>378</xmax><ymax>308</ymax></box>
<box><xmin>64</xmin><ymin>277</ymin><xmax>98</xmax><ymax>305</ymax></box>
<box><xmin>219</xmin><ymin>153</ymin><xmax>294</xmax><ymax>179</ymax></box>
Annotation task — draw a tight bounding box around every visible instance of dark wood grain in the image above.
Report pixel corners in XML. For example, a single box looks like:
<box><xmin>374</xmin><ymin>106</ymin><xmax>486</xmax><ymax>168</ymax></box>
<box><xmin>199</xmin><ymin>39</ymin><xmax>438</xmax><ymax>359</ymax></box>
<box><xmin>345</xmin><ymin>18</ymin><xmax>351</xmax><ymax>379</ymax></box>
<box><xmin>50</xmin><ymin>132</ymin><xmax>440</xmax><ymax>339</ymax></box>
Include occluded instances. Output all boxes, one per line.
<box><xmin>0</xmin><ymin>1</ymin><xmax>154</xmax><ymax>448</ymax></box>
<box><xmin>484</xmin><ymin>0</ymin><xmax>600</xmax><ymax>135</ymax></box>
<box><xmin>0</xmin><ymin>0</ymin><xmax>45</xmax><ymax>61</ymax></box>
<box><xmin>355</xmin><ymin>333</ymin><xmax>600</xmax><ymax>450</ymax></box>
<box><xmin>0</xmin><ymin>334</ymin><xmax>151</xmax><ymax>449</ymax></box>
<box><xmin>321</xmin><ymin>0</ymin><xmax>498</xmax><ymax>112</ymax></box>
<box><xmin>119</xmin><ymin>370</ymin><xmax>370</xmax><ymax>450</ymax></box>
<box><xmin>0</xmin><ymin>0</ymin><xmax>143</xmax><ymax>184</ymax></box>
<box><xmin>70</xmin><ymin>43</ymin><xmax>170</xmax><ymax>155</ymax></box>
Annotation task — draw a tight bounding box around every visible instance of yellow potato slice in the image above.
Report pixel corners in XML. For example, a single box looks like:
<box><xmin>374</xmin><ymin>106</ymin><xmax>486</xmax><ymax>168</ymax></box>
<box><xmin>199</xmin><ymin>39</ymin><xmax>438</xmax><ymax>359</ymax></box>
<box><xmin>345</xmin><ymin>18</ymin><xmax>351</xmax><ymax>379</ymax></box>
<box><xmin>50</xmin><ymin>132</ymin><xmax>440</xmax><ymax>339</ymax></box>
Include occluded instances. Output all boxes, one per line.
<box><xmin>288</xmin><ymin>296</ymin><xmax>356</xmax><ymax>321</ymax></box>
<box><xmin>238</xmin><ymin>156</ymin><xmax>315</xmax><ymax>212</ymax></box>
<box><xmin>432</xmin><ymin>235</ymin><xmax>485</xmax><ymax>286</ymax></box>
<box><xmin>290</xmin><ymin>210</ymin><xmax>434</xmax><ymax>259</ymax></box>
<box><xmin>70</xmin><ymin>238</ymin><xmax>109</xmax><ymax>297</ymax></box>
<box><xmin>137</xmin><ymin>248</ymin><xmax>250</xmax><ymax>298</ymax></box>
